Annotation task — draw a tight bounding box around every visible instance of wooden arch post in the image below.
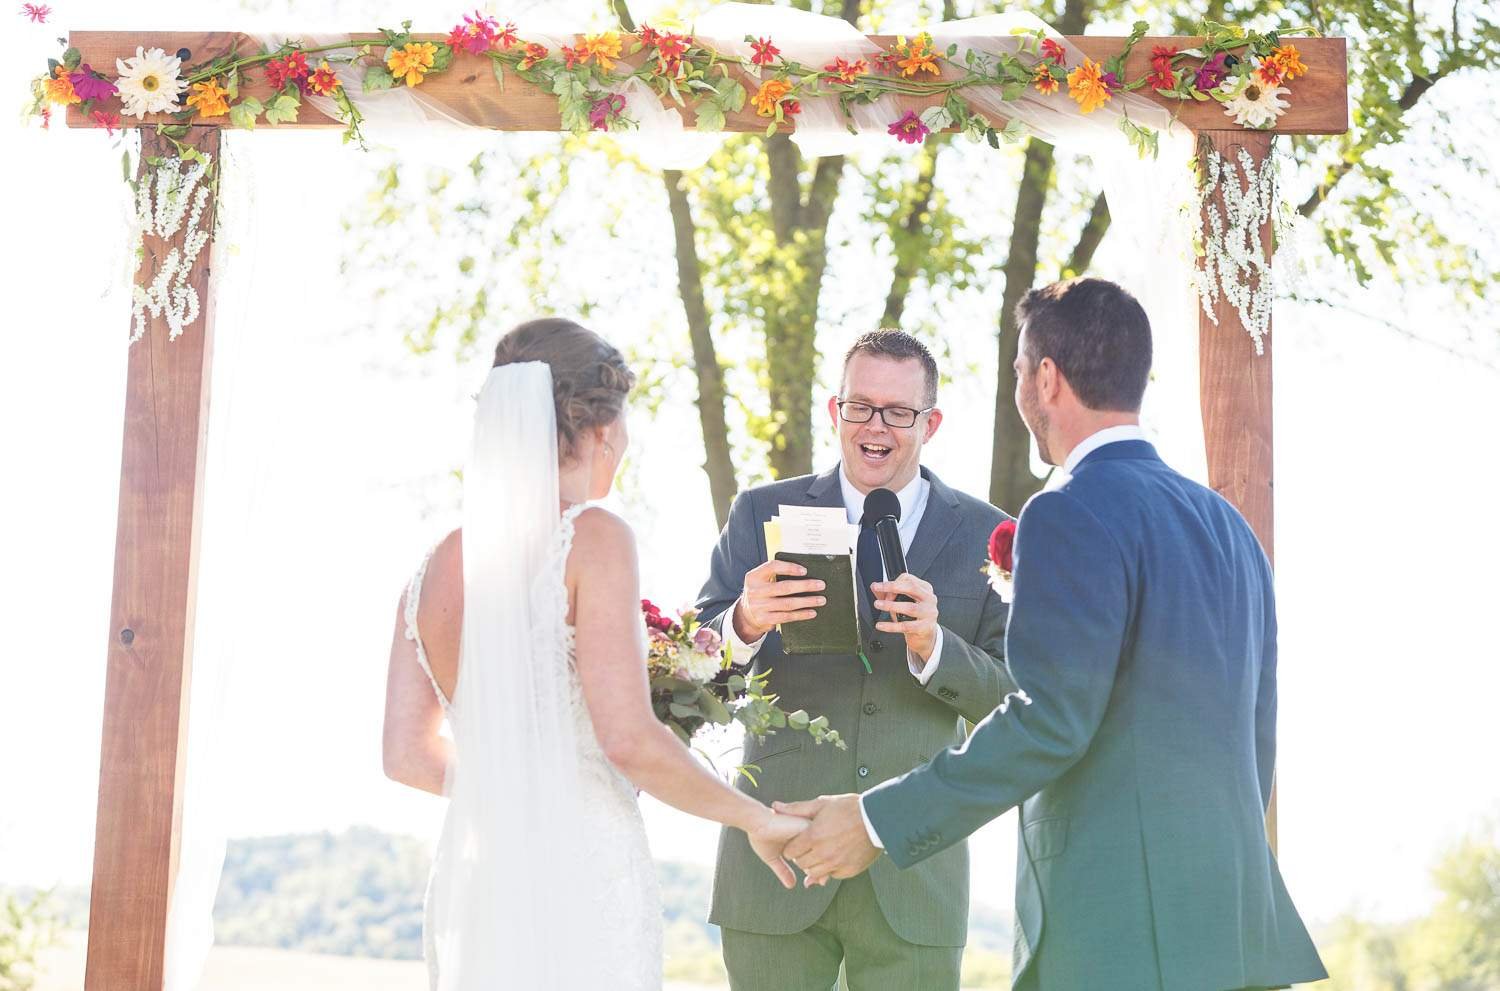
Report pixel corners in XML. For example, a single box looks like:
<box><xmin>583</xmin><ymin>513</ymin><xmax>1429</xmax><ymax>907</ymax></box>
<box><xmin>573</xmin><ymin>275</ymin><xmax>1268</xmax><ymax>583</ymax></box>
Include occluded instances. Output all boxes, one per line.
<box><xmin>64</xmin><ymin>27</ymin><xmax>1345</xmax><ymax>991</ymax></box>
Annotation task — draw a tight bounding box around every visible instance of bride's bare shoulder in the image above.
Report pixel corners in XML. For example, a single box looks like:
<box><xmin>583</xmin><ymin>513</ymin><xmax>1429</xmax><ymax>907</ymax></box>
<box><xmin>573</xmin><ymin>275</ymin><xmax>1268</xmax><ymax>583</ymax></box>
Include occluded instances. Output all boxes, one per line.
<box><xmin>569</xmin><ymin>506</ymin><xmax>636</xmax><ymax>564</ymax></box>
<box><xmin>416</xmin><ymin>528</ymin><xmax>464</xmax><ymax>636</ymax></box>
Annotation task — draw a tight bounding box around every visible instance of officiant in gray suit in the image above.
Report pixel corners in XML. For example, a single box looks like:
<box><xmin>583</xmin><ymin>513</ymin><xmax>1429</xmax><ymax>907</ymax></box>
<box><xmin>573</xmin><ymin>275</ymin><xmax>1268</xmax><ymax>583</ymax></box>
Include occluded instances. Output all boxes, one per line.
<box><xmin>694</xmin><ymin>330</ymin><xmax>1018</xmax><ymax>990</ymax></box>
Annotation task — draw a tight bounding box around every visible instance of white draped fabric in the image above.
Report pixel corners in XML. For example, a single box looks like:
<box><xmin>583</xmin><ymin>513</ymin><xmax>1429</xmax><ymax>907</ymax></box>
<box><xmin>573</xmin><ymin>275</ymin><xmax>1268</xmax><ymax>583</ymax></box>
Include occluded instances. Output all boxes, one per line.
<box><xmin>162</xmin><ymin>6</ymin><xmax>1206</xmax><ymax>987</ymax></box>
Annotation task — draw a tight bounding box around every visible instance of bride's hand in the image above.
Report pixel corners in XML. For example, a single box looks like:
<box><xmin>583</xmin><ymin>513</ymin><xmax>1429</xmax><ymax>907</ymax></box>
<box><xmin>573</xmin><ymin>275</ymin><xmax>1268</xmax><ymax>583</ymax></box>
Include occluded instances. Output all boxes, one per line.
<box><xmin>747</xmin><ymin>810</ymin><xmax>810</xmax><ymax>890</ymax></box>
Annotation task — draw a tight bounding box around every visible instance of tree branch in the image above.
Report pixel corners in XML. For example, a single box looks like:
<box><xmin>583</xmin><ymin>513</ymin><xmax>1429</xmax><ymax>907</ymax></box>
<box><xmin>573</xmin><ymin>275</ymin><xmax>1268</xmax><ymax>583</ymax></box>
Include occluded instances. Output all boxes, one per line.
<box><xmin>881</xmin><ymin>142</ymin><xmax>942</xmax><ymax>327</ymax></box>
<box><xmin>1060</xmin><ymin>191</ymin><xmax>1110</xmax><ymax>279</ymax></box>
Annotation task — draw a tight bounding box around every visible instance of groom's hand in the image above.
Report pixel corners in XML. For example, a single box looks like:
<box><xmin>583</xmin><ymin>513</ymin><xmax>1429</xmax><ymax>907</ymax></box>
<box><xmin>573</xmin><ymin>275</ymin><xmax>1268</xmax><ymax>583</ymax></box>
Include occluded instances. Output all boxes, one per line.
<box><xmin>774</xmin><ymin>795</ymin><xmax>880</xmax><ymax>887</ymax></box>
<box><xmin>733</xmin><ymin>560</ymin><xmax>827</xmax><ymax>642</ymax></box>
<box><xmin>872</xmin><ymin>574</ymin><xmax>940</xmax><ymax>661</ymax></box>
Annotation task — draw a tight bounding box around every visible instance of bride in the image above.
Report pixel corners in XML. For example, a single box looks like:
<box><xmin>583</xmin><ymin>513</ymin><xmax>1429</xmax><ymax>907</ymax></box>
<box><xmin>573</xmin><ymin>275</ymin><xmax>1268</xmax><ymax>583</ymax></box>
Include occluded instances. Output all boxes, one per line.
<box><xmin>381</xmin><ymin>318</ymin><xmax>809</xmax><ymax>989</ymax></box>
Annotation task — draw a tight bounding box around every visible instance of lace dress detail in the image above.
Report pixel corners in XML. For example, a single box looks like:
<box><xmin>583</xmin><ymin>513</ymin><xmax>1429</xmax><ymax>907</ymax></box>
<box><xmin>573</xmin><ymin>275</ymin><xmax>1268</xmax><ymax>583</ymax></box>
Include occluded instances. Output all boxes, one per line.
<box><xmin>407</xmin><ymin>503</ymin><xmax>662</xmax><ymax>990</ymax></box>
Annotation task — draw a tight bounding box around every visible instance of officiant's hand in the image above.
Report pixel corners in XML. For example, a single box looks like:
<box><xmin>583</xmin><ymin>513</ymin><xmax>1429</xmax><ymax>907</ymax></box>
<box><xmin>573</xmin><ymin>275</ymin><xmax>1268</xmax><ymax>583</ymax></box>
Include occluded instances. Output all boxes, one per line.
<box><xmin>774</xmin><ymin>795</ymin><xmax>880</xmax><ymax>887</ymax></box>
<box><xmin>872</xmin><ymin>574</ymin><xmax>940</xmax><ymax>661</ymax></box>
<box><xmin>747</xmin><ymin>810</ymin><xmax>812</xmax><ymax>890</ymax></box>
<box><xmin>733</xmin><ymin>560</ymin><xmax>827</xmax><ymax>642</ymax></box>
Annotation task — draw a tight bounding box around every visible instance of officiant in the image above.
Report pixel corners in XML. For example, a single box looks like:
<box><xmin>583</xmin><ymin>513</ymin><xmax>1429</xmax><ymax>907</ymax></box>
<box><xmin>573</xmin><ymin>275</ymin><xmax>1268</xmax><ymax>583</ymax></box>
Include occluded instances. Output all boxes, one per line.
<box><xmin>695</xmin><ymin>330</ymin><xmax>1017</xmax><ymax>990</ymax></box>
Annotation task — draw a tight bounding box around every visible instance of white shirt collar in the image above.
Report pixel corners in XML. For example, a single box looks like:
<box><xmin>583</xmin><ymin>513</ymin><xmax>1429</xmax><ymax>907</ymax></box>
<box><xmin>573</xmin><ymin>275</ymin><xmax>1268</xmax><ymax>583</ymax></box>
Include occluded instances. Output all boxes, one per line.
<box><xmin>837</xmin><ymin>465</ymin><xmax>928</xmax><ymax>532</ymax></box>
<box><xmin>1060</xmin><ymin>424</ymin><xmax>1148</xmax><ymax>476</ymax></box>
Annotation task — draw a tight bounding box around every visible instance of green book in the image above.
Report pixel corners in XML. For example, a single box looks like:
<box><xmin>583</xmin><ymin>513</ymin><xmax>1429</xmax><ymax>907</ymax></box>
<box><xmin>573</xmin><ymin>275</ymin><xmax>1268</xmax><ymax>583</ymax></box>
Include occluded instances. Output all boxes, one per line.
<box><xmin>774</xmin><ymin>551</ymin><xmax>862</xmax><ymax>656</ymax></box>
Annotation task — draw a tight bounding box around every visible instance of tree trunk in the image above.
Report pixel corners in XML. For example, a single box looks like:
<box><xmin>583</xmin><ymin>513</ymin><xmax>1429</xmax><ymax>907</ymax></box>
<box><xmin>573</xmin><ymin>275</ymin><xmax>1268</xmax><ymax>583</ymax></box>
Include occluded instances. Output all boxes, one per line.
<box><xmin>880</xmin><ymin>142</ymin><xmax>942</xmax><ymax>327</ymax></box>
<box><xmin>988</xmin><ymin>138</ymin><xmax>1056</xmax><ymax>513</ymax></box>
<box><xmin>663</xmin><ymin>169</ymin><xmax>736</xmax><ymax>529</ymax></box>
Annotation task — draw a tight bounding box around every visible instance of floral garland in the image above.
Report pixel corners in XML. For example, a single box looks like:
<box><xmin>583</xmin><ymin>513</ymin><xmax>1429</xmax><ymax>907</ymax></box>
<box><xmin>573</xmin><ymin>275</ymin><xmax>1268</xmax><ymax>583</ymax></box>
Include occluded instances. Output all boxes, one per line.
<box><xmin>127</xmin><ymin>154</ymin><xmax>214</xmax><ymax>342</ymax></box>
<box><xmin>27</xmin><ymin>12</ymin><xmax>1317</xmax><ymax>162</ymax></box>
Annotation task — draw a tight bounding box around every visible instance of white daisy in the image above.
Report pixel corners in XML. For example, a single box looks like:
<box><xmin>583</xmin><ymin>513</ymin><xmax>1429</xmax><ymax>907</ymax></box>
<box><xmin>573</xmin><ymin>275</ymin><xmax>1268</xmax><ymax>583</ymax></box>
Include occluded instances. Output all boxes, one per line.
<box><xmin>114</xmin><ymin>46</ymin><xmax>186</xmax><ymax>119</ymax></box>
<box><xmin>1219</xmin><ymin>73</ymin><xmax>1290</xmax><ymax>130</ymax></box>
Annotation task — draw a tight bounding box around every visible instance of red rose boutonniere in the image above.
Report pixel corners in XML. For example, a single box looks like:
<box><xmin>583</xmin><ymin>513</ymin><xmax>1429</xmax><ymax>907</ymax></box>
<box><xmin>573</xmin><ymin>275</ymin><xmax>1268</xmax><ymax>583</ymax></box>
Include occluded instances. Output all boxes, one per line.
<box><xmin>983</xmin><ymin>519</ymin><xmax>1017</xmax><ymax>602</ymax></box>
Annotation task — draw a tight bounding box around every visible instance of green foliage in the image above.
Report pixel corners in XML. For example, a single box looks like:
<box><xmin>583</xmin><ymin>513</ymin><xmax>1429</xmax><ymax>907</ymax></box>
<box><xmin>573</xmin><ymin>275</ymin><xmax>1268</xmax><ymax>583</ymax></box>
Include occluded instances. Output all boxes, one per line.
<box><xmin>0</xmin><ymin>890</ymin><xmax>57</xmax><ymax>991</ymax></box>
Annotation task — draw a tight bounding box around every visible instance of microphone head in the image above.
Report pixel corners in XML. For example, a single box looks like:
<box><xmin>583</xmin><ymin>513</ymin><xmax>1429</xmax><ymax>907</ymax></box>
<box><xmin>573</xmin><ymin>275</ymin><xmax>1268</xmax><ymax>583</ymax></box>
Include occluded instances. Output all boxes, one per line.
<box><xmin>862</xmin><ymin>487</ymin><xmax>902</xmax><ymax>525</ymax></box>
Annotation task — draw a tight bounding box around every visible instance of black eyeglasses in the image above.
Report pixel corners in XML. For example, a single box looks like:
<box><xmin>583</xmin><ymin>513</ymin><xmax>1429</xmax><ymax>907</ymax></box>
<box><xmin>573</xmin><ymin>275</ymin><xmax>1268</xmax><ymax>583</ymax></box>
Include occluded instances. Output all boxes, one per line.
<box><xmin>836</xmin><ymin>399</ymin><xmax>934</xmax><ymax>429</ymax></box>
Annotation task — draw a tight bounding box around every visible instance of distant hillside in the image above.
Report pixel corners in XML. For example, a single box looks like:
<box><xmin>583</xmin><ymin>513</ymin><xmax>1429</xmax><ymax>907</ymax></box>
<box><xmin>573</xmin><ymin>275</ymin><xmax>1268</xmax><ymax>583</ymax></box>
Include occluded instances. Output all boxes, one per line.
<box><xmin>9</xmin><ymin>828</ymin><xmax>1013</xmax><ymax>969</ymax></box>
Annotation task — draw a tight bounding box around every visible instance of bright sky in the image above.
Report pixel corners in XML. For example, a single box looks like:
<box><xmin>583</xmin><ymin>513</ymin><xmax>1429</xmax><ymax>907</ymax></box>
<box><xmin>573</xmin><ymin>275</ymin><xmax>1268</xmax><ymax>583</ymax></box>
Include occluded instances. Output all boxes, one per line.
<box><xmin>2</xmin><ymin>0</ymin><xmax>1499</xmax><ymax>934</ymax></box>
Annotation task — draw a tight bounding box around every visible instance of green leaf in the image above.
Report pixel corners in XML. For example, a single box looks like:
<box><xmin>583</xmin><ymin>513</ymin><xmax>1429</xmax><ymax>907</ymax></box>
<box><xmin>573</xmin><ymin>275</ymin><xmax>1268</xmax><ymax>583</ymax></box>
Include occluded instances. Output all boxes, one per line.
<box><xmin>121</xmin><ymin>149</ymin><xmax>133</xmax><ymax>182</ymax></box>
<box><xmin>62</xmin><ymin>47</ymin><xmax>82</xmax><ymax>70</ymax></box>
<box><xmin>919</xmin><ymin>105</ymin><xmax>953</xmax><ymax>132</ymax></box>
<box><xmin>695</xmin><ymin>103</ymin><xmax>726</xmax><ymax>133</ymax></box>
<box><xmin>363</xmin><ymin>64</ymin><xmax>395</xmax><ymax>92</ymax></box>
<box><xmin>668</xmin><ymin>721</ymin><xmax>692</xmax><ymax>745</ymax></box>
<box><xmin>491</xmin><ymin>58</ymin><xmax>505</xmax><ymax>92</ymax></box>
<box><xmin>228</xmin><ymin>96</ymin><xmax>263</xmax><ymax>129</ymax></box>
<box><xmin>787</xmin><ymin>709</ymin><xmax>810</xmax><ymax>731</ymax></box>
<box><xmin>264</xmin><ymin>91</ymin><xmax>300</xmax><ymax>125</ymax></box>
<box><xmin>1001</xmin><ymin>117</ymin><xmax>1027</xmax><ymax>143</ymax></box>
<box><xmin>669</xmin><ymin>701</ymin><xmax>702</xmax><ymax>719</ymax></box>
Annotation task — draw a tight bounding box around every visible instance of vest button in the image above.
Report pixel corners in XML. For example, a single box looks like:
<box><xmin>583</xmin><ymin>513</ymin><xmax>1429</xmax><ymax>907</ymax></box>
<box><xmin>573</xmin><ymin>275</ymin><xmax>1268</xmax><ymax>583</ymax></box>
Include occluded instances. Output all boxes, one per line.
<box><xmin>863</xmin><ymin>702</ymin><xmax>878</xmax><ymax>715</ymax></box>
<box><xmin>858</xmin><ymin>765</ymin><xmax>870</xmax><ymax>778</ymax></box>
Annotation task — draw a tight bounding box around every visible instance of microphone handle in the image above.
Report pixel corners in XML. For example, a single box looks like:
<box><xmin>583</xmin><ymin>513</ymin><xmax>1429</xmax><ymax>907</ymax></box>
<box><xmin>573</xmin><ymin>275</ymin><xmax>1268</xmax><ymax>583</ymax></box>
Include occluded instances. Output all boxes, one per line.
<box><xmin>874</xmin><ymin>517</ymin><xmax>913</xmax><ymax>605</ymax></box>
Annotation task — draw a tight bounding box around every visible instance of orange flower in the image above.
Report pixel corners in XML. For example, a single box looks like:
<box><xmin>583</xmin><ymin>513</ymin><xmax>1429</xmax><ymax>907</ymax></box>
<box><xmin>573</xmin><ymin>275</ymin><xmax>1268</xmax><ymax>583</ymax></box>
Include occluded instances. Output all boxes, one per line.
<box><xmin>1270</xmin><ymin>43</ymin><xmax>1307</xmax><ymax>80</ymax></box>
<box><xmin>824</xmin><ymin>56</ymin><xmax>868</xmax><ymax>85</ymax></box>
<box><xmin>1033</xmin><ymin>64</ymin><xmax>1059</xmax><ymax>95</ymax></box>
<box><xmin>186</xmin><ymin>77</ymin><xmax>230</xmax><ymax>117</ymax></box>
<box><xmin>752</xmin><ymin>78</ymin><xmax>792</xmax><ymax>117</ymax></box>
<box><xmin>519</xmin><ymin>42</ymin><xmax>548</xmax><ymax>71</ymax></box>
<box><xmin>44</xmin><ymin>63</ymin><xmax>80</xmax><ymax>105</ymax></box>
<box><xmin>1255</xmin><ymin>59</ymin><xmax>1286</xmax><ymax>86</ymax></box>
<box><xmin>387</xmin><ymin>41</ymin><xmax>437</xmax><ymax>87</ymax></box>
<box><xmin>583</xmin><ymin>32</ymin><xmax>622</xmax><ymax>70</ymax></box>
<box><xmin>896</xmin><ymin>34</ymin><xmax>939</xmax><ymax>78</ymax></box>
<box><xmin>307</xmin><ymin>60</ymin><xmax>341</xmax><ymax>96</ymax></box>
<box><xmin>1066</xmin><ymin>57</ymin><xmax>1112</xmax><ymax>114</ymax></box>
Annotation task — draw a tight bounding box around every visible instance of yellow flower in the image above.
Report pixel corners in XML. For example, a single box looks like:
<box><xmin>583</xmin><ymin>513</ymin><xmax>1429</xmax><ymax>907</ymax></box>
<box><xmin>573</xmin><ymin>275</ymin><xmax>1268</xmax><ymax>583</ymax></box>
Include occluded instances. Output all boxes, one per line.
<box><xmin>1270</xmin><ymin>43</ymin><xmax>1307</xmax><ymax>80</ymax></box>
<box><xmin>896</xmin><ymin>33</ymin><xmax>939</xmax><ymax>78</ymax></box>
<box><xmin>583</xmin><ymin>32</ymin><xmax>623</xmax><ymax>71</ymax></box>
<box><xmin>752</xmin><ymin>78</ymin><xmax>792</xmax><ymax>117</ymax></box>
<box><xmin>186</xmin><ymin>77</ymin><xmax>230</xmax><ymax>118</ymax></box>
<box><xmin>1066</xmin><ymin>57</ymin><xmax>1112</xmax><ymax>114</ymax></box>
<box><xmin>387</xmin><ymin>42</ymin><xmax>438</xmax><ymax>87</ymax></box>
<box><xmin>1033</xmin><ymin>64</ymin><xmax>1059</xmax><ymax>95</ymax></box>
<box><xmin>44</xmin><ymin>64</ymin><xmax>80</xmax><ymax>105</ymax></box>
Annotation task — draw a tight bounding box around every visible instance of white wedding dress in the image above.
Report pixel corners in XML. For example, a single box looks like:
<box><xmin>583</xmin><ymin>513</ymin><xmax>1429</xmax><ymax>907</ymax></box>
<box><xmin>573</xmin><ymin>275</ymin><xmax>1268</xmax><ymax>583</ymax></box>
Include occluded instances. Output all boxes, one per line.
<box><xmin>403</xmin><ymin>362</ymin><xmax>662</xmax><ymax>989</ymax></box>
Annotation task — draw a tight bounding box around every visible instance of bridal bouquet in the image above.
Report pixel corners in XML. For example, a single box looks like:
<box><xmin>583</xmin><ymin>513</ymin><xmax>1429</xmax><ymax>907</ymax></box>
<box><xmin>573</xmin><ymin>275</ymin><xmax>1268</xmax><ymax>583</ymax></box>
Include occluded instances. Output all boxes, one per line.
<box><xmin>642</xmin><ymin>600</ymin><xmax>845</xmax><ymax>779</ymax></box>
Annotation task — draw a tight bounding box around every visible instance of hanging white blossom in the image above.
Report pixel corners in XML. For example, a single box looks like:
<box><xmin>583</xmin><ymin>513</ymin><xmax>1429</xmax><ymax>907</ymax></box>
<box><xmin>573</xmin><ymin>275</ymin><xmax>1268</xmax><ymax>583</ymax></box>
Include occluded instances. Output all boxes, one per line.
<box><xmin>127</xmin><ymin>154</ymin><xmax>214</xmax><ymax>343</ymax></box>
<box><xmin>1192</xmin><ymin>144</ymin><xmax>1293</xmax><ymax>355</ymax></box>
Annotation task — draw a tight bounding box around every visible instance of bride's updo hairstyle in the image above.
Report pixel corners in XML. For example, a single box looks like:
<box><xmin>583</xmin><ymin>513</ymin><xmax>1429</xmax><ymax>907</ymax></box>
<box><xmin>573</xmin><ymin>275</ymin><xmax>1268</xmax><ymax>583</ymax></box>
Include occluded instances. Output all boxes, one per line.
<box><xmin>492</xmin><ymin>318</ymin><xmax>636</xmax><ymax>461</ymax></box>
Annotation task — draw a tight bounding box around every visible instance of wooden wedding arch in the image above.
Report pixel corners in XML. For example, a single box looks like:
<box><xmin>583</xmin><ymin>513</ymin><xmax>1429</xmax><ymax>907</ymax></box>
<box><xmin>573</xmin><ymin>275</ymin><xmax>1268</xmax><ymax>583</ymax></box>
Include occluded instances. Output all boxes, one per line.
<box><xmin>62</xmin><ymin>26</ymin><xmax>1348</xmax><ymax>990</ymax></box>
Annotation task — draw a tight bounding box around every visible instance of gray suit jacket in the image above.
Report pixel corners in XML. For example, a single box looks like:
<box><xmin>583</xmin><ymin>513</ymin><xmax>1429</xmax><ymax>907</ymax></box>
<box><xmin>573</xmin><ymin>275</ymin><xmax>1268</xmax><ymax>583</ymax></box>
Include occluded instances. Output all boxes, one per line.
<box><xmin>695</xmin><ymin>465</ymin><xmax>1015</xmax><ymax>946</ymax></box>
<box><xmin>863</xmin><ymin>441</ymin><xmax>1327</xmax><ymax>990</ymax></box>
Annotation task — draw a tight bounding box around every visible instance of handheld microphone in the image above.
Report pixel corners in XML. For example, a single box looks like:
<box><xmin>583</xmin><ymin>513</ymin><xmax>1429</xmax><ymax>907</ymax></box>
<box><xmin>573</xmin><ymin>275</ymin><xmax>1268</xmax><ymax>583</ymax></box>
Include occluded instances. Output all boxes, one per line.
<box><xmin>862</xmin><ymin>488</ymin><xmax>913</xmax><ymax>617</ymax></box>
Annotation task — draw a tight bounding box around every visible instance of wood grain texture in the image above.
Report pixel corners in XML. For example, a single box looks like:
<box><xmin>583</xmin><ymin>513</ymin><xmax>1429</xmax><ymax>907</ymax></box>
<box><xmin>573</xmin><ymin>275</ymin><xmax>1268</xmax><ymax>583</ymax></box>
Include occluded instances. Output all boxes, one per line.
<box><xmin>1195</xmin><ymin>128</ymin><xmax>1278</xmax><ymax>850</ymax></box>
<box><xmin>84</xmin><ymin>125</ymin><xmax>220</xmax><ymax>991</ymax></box>
<box><xmin>64</xmin><ymin>32</ymin><xmax>1347</xmax><ymax>135</ymax></box>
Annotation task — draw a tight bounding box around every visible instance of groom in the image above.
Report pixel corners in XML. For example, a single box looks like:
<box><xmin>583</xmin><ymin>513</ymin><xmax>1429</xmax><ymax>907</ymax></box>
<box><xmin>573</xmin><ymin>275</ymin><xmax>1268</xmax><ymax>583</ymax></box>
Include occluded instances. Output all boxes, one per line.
<box><xmin>778</xmin><ymin>279</ymin><xmax>1328</xmax><ymax>991</ymax></box>
<box><xmin>695</xmin><ymin>330</ymin><xmax>1016</xmax><ymax>990</ymax></box>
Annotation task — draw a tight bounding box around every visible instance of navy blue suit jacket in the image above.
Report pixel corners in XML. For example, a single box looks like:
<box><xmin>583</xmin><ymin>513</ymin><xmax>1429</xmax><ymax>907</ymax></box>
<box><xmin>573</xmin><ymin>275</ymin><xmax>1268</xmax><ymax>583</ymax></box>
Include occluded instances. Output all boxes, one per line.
<box><xmin>863</xmin><ymin>440</ymin><xmax>1327</xmax><ymax>991</ymax></box>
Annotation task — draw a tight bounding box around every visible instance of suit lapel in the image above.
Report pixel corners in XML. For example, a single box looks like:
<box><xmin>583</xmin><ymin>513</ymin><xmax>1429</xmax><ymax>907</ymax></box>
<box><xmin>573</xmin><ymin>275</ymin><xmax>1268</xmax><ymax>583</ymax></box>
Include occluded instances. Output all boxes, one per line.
<box><xmin>905</xmin><ymin>467</ymin><xmax>963</xmax><ymax>579</ymax></box>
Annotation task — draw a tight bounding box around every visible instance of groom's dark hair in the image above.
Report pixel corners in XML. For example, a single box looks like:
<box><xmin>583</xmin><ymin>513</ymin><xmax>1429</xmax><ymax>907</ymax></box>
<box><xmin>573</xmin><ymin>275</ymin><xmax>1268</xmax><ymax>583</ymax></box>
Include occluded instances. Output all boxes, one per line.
<box><xmin>1016</xmin><ymin>277</ymin><xmax>1152</xmax><ymax>412</ymax></box>
<box><xmin>843</xmin><ymin>330</ymin><xmax>939</xmax><ymax>406</ymax></box>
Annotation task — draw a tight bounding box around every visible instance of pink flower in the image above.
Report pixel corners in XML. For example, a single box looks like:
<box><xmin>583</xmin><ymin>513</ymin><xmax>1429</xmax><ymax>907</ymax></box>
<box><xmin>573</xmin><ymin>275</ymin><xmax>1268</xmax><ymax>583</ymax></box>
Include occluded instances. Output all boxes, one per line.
<box><xmin>691</xmin><ymin>625</ymin><xmax>723</xmax><ymax>656</ymax></box>
<box><xmin>20</xmin><ymin>3</ymin><xmax>51</xmax><ymax>23</ymax></box>
<box><xmin>588</xmin><ymin>93</ymin><xmax>626</xmax><ymax>130</ymax></box>
<box><xmin>1195</xmin><ymin>52</ymin><xmax>1229</xmax><ymax>92</ymax></box>
<box><xmin>887</xmin><ymin>110</ymin><xmax>929</xmax><ymax>145</ymax></box>
<box><xmin>70</xmin><ymin>65</ymin><xmax>119</xmax><ymax>102</ymax></box>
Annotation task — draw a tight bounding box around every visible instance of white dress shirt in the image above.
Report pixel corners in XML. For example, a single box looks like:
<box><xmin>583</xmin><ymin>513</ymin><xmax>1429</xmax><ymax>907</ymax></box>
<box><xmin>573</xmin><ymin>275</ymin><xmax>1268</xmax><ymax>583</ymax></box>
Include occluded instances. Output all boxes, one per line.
<box><xmin>859</xmin><ymin>423</ymin><xmax>1150</xmax><ymax>851</ymax></box>
<box><xmin>724</xmin><ymin>466</ymin><xmax>944</xmax><ymax>681</ymax></box>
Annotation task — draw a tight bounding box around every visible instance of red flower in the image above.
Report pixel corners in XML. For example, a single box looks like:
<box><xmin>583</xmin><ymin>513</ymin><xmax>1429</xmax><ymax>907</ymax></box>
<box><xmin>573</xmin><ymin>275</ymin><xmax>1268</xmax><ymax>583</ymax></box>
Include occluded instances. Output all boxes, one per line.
<box><xmin>560</xmin><ymin>45</ymin><xmax>581</xmax><ymax>69</ymax></box>
<box><xmin>750</xmin><ymin>36</ymin><xmax>780</xmax><ymax>66</ymax></box>
<box><xmin>782</xmin><ymin>99</ymin><xmax>801</xmax><ymax>118</ymax></box>
<box><xmin>987</xmin><ymin>520</ymin><xmax>1017</xmax><ymax>573</ymax></box>
<box><xmin>653</xmin><ymin>31</ymin><xmax>692</xmax><ymax>76</ymax></box>
<box><xmin>91</xmin><ymin>109</ymin><xmax>121</xmax><ymax>136</ymax></box>
<box><xmin>638</xmin><ymin>24</ymin><xmax>661</xmax><ymax>48</ymax></box>
<box><xmin>497</xmin><ymin>22</ymin><xmax>519</xmax><ymax>50</ymax></box>
<box><xmin>1255</xmin><ymin>58</ymin><xmax>1286</xmax><ymax>86</ymax></box>
<box><xmin>1147</xmin><ymin>45</ymin><xmax>1178</xmax><ymax>90</ymax></box>
<box><xmin>1040</xmin><ymin>38</ymin><xmax>1067</xmax><ymax>66</ymax></box>
<box><xmin>872</xmin><ymin>50</ymin><xmax>901</xmax><ymax>74</ymax></box>
<box><xmin>307</xmin><ymin>60</ymin><xmax>341</xmax><ymax>95</ymax></box>
<box><xmin>264</xmin><ymin>52</ymin><xmax>309</xmax><ymax>91</ymax></box>
<box><xmin>447</xmin><ymin>11</ymin><xmax>507</xmax><ymax>55</ymax></box>
<box><xmin>39</xmin><ymin>105</ymin><xmax>52</xmax><ymax>128</ymax></box>
<box><xmin>21</xmin><ymin>3</ymin><xmax>51</xmax><ymax>23</ymax></box>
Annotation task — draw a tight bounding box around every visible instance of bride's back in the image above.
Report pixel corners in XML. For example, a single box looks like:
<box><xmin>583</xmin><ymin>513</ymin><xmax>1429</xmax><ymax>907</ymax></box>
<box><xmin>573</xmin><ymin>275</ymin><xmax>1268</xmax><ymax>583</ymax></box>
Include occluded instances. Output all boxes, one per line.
<box><xmin>415</xmin><ymin>529</ymin><xmax>463</xmax><ymax>703</ymax></box>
